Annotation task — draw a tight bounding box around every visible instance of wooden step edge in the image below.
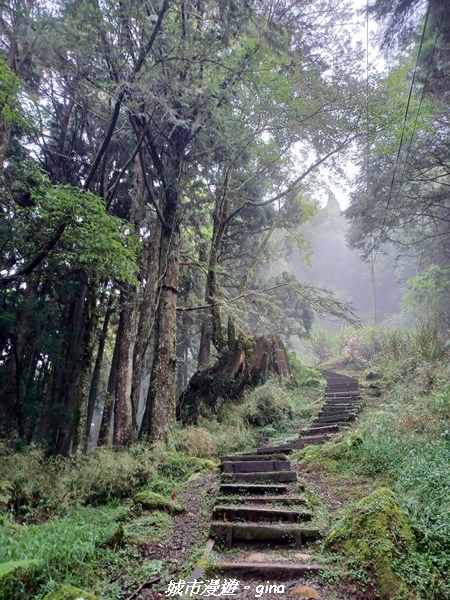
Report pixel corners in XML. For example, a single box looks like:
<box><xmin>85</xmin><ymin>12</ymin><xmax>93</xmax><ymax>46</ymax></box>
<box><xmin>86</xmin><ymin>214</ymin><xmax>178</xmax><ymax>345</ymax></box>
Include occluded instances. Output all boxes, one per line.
<box><xmin>215</xmin><ymin>495</ymin><xmax>307</xmax><ymax>504</ymax></box>
<box><xmin>213</xmin><ymin>504</ymin><xmax>306</xmax><ymax>512</ymax></box>
<box><xmin>220</xmin><ymin>454</ymin><xmax>288</xmax><ymax>462</ymax></box>
<box><xmin>185</xmin><ymin>538</ymin><xmax>215</xmax><ymax>583</ymax></box>
<box><xmin>213</xmin><ymin>505</ymin><xmax>311</xmax><ymax>520</ymax></box>
<box><xmin>209</xmin><ymin>522</ymin><xmax>322</xmax><ymax>547</ymax></box>
<box><xmin>299</xmin><ymin>425</ymin><xmax>339</xmax><ymax>436</ymax></box>
<box><xmin>218</xmin><ymin>483</ymin><xmax>290</xmax><ymax>494</ymax></box>
<box><xmin>210</xmin><ymin>521</ymin><xmax>322</xmax><ymax>534</ymax></box>
<box><xmin>221</xmin><ymin>471</ymin><xmax>298</xmax><ymax>483</ymax></box>
<box><xmin>222</xmin><ymin>460</ymin><xmax>291</xmax><ymax>474</ymax></box>
<box><xmin>213</xmin><ymin>561</ymin><xmax>328</xmax><ymax>575</ymax></box>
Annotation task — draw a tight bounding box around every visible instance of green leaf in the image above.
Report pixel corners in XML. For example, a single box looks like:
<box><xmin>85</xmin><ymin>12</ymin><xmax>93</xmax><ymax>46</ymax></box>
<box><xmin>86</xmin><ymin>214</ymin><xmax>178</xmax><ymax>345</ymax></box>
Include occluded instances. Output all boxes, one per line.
<box><xmin>0</xmin><ymin>560</ymin><xmax>43</xmax><ymax>580</ymax></box>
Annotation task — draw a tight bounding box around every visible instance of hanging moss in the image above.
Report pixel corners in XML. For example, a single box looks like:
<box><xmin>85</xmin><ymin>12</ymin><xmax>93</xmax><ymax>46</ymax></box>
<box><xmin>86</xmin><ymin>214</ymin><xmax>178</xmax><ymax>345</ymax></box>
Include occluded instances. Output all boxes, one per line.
<box><xmin>325</xmin><ymin>488</ymin><xmax>416</xmax><ymax>599</ymax></box>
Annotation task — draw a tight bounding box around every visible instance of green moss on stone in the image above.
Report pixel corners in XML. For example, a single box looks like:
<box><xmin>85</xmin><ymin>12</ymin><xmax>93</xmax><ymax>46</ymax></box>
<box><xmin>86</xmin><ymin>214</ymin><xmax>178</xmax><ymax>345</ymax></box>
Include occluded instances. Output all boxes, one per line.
<box><xmin>191</xmin><ymin>458</ymin><xmax>217</xmax><ymax>471</ymax></box>
<box><xmin>43</xmin><ymin>584</ymin><xmax>99</xmax><ymax>600</ymax></box>
<box><xmin>325</xmin><ymin>488</ymin><xmax>415</xmax><ymax>599</ymax></box>
<box><xmin>296</xmin><ymin>435</ymin><xmax>363</xmax><ymax>471</ymax></box>
<box><xmin>133</xmin><ymin>491</ymin><xmax>184</xmax><ymax>514</ymax></box>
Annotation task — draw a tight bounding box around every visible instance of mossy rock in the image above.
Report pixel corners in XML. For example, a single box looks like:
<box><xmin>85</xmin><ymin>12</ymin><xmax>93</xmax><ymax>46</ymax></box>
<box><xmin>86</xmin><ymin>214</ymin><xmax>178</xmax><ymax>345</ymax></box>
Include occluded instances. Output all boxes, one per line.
<box><xmin>191</xmin><ymin>458</ymin><xmax>217</xmax><ymax>471</ymax></box>
<box><xmin>325</xmin><ymin>488</ymin><xmax>415</xmax><ymax>599</ymax></box>
<box><xmin>133</xmin><ymin>491</ymin><xmax>184</xmax><ymax>514</ymax></box>
<box><xmin>43</xmin><ymin>584</ymin><xmax>99</xmax><ymax>600</ymax></box>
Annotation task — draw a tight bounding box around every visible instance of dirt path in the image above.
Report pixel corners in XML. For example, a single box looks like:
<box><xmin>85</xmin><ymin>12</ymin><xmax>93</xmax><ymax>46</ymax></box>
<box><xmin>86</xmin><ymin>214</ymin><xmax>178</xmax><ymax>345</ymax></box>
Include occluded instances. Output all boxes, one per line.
<box><xmin>140</xmin><ymin>470</ymin><xmax>219</xmax><ymax>599</ymax></box>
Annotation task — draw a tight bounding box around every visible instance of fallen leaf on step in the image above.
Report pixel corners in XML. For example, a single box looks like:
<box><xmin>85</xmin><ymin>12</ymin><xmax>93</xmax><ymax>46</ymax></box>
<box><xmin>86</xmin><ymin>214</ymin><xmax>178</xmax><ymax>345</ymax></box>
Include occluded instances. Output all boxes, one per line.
<box><xmin>244</xmin><ymin>553</ymin><xmax>288</xmax><ymax>562</ymax></box>
<box><xmin>292</xmin><ymin>553</ymin><xmax>312</xmax><ymax>561</ymax></box>
<box><xmin>289</xmin><ymin>586</ymin><xmax>320</xmax><ymax>598</ymax></box>
<box><xmin>244</xmin><ymin>553</ymin><xmax>267</xmax><ymax>563</ymax></box>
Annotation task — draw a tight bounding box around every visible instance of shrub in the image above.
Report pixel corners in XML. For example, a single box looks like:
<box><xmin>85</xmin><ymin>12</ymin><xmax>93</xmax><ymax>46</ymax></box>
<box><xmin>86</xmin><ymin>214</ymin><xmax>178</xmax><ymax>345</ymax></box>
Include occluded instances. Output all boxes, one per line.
<box><xmin>286</xmin><ymin>352</ymin><xmax>325</xmax><ymax>388</ymax></box>
<box><xmin>240</xmin><ymin>380</ymin><xmax>294</xmax><ymax>428</ymax></box>
<box><xmin>309</xmin><ymin>326</ymin><xmax>338</xmax><ymax>361</ymax></box>
<box><xmin>175</xmin><ymin>426</ymin><xmax>215</xmax><ymax>459</ymax></box>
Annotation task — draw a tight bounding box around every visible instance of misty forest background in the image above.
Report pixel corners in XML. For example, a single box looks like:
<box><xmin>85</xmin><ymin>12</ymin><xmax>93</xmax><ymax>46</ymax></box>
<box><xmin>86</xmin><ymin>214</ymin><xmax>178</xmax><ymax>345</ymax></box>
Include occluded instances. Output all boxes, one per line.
<box><xmin>3</xmin><ymin>1</ymin><xmax>450</xmax><ymax>599</ymax></box>
<box><xmin>1</xmin><ymin>0</ymin><xmax>449</xmax><ymax>455</ymax></box>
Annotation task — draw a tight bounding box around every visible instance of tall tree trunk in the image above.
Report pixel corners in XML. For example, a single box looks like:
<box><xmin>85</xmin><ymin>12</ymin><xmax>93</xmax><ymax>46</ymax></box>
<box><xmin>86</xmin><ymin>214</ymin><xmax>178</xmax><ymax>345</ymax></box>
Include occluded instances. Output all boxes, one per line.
<box><xmin>112</xmin><ymin>155</ymin><xmax>146</xmax><ymax>445</ymax></box>
<box><xmin>177</xmin><ymin>276</ymin><xmax>191</xmax><ymax>394</ymax></box>
<box><xmin>141</xmin><ymin>209</ymin><xmax>180</xmax><ymax>442</ymax></box>
<box><xmin>113</xmin><ymin>286</ymin><xmax>136</xmax><ymax>446</ymax></box>
<box><xmin>12</xmin><ymin>280</ymin><xmax>38</xmax><ymax>438</ymax></box>
<box><xmin>197</xmin><ymin>243</ymin><xmax>211</xmax><ymax>369</ymax></box>
<box><xmin>97</xmin><ymin>317</ymin><xmax>121</xmax><ymax>446</ymax></box>
<box><xmin>130</xmin><ymin>218</ymin><xmax>161</xmax><ymax>432</ymax></box>
<box><xmin>203</xmin><ymin>186</ymin><xmax>229</xmax><ymax>354</ymax></box>
<box><xmin>55</xmin><ymin>275</ymin><xmax>94</xmax><ymax>455</ymax></box>
<box><xmin>83</xmin><ymin>296</ymin><xmax>113</xmax><ymax>453</ymax></box>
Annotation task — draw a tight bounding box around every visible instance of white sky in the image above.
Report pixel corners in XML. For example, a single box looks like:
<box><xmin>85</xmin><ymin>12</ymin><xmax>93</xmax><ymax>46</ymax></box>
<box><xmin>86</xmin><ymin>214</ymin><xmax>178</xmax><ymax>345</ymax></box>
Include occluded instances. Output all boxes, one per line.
<box><xmin>317</xmin><ymin>0</ymin><xmax>384</xmax><ymax>210</ymax></box>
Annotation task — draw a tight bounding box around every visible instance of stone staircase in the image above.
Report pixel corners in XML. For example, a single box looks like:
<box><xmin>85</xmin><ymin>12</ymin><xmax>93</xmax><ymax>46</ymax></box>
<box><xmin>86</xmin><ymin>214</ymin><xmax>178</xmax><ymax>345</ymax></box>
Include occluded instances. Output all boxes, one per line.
<box><xmin>203</xmin><ymin>370</ymin><xmax>362</xmax><ymax>590</ymax></box>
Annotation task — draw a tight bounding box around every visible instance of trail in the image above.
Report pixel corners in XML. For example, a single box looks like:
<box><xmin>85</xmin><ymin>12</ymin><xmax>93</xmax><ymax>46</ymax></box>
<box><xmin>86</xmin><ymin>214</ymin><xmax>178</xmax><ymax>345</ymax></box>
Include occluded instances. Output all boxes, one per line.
<box><xmin>177</xmin><ymin>371</ymin><xmax>363</xmax><ymax>600</ymax></box>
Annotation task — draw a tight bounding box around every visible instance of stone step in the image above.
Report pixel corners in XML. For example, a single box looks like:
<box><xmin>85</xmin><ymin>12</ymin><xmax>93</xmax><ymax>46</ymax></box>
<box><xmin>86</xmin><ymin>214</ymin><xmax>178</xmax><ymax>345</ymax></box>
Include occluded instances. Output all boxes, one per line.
<box><xmin>318</xmin><ymin>409</ymin><xmax>355</xmax><ymax>418</ymax></box>
<box><xmin>314</xmin><ymin>413</ymin><xmax>356</xmax><ymax>425</ymax></box>
<box><xmin>325</xmin><ymin>398</ymin><xmax>359</xmax><ymax>403</ymax></box>
<box><xmin>325</xmin><ymin>391</ymin><xmax>359</xmax><ymax>397</ymax></box>
<box><xmin>256</xmin><ymin>440</ymin><xmax>303</xmax><ymax>454</ymax></box>
<box><xmin>213</xmin><ymin>505</ymin><xmax>311</xmax><ymax>523</ymax></box>
<box><xmin>212</xmin><ymin>561</ymin><xmax>327</xmax><ymax>577</ymax></box>
<box><xmin>221</xmin><ymin>454</ymin><xmax>288</xmax><ymax>462</ymax></box>
<box><xmin>215</xmin><ymin>495</ymin><xmax>307</xmax><ymax>506</ymax></box>
<box><xmin>221</xmin><ymin>471</ymin><xmax>297</xmax><ymax>484</ymax></box>
<box><xmin>322</xmin><ymin>404</ymin><xmax>359</xmax><ymax>412</ymax></box>
<box><xmin>210</xmin><ymin>522</ymin><xmax>321</xmax><ymax>547</ymax></box>
<box><xmin>219</xmin><ymin>483</ymin><xmax>291</xmax><ymax>495</ymax></box>
<box><xmin>299</xmin><ymin>434</ymin><xmax>332</xmax><ymax>445</ymax></box>
<box><xmin>300</xmin><ymin>424</ymin><xmax>339</xmax><ymax>436</ymax></box>
<box><xmin>322</xmin><ymin>401</ymin><xmax>360</xmax><ymax>408</ymax></box>
<box><xmin>222</xmin><ymin>460</ymin><xmax>290</xmax><ymax>474</ymax></box>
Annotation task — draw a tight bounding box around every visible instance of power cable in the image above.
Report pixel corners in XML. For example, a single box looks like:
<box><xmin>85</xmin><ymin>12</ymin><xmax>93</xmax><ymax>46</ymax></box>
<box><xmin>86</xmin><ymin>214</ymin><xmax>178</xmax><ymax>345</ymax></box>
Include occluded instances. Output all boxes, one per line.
<box><xmin>395</xmin><ymin>5</ymin><xmax>445</xmax><ymax>207</ymax></box>
<box><xmin>376</xmin><ymin>4</ymin><xmax>431</xmax><ymax>245</ymax></box>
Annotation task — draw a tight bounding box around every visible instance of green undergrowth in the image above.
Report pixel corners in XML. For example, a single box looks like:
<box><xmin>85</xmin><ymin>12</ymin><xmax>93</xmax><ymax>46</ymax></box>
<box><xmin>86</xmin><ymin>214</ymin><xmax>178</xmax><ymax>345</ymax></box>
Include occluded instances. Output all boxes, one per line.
<box><xmin>0</xmin><ymin>443</ymin><xmax>217</xmax><ymax>599</ymax></box>
<box><xmin>0</xmin><ymin>354</ymin><xmax>324</xmax><ymax>598</ymax></box>
<box><xmin>0</xmin><ymin>442</ymin><xmax>216</xmax><ymax>519</ymax></box>
<box><xmin>300</xmin><ymin>321</ymin><xmax>450</xmax><ymax>598</ymax></box>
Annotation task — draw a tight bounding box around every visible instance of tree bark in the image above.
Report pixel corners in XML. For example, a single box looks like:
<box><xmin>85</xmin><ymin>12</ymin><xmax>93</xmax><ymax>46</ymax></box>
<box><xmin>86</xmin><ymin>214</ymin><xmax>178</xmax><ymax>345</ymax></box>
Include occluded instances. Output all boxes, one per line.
<box><xmin>54</xmin><ymin>275</ymin><xmax>92</xmax><ymax>455</ymax></box>
<box><xmin>97</xmin><ymin>316</ymin><xmax>121</xmax><ymax>446</ymax></box>
<box><xmin>113</xmin><ymin>286</ymin><xmax>136</xmax><ymax>446</ymax></box>
<box><xmin>141</xmin><ymin>211</ymin><xmax>180</xmax><ymax>442</ymax></box>
<box><xmin>83</xmin><ymin>296</ymin><xmax>113</xmax><ymax>453</ymax></box>
<box><xmin>130</xmin><ymin>218</ymin><xmax>161</xmax><ymax>432</ymax></box>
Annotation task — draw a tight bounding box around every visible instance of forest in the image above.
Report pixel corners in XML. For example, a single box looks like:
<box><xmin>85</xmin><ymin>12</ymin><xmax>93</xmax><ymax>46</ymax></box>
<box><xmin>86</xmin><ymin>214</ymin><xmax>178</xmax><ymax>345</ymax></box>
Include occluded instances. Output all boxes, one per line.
<box><xmin>1</xmin><ymin>0</ymin><xmax>450</xmax><ymax>599</ymax></box>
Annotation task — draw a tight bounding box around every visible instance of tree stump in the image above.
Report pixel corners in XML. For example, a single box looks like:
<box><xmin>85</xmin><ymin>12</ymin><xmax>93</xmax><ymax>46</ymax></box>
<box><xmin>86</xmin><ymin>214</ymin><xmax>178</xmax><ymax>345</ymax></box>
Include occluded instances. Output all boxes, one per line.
<box><xmin>177</xmin><ymin>333</ymin><xmax>290</xmax><ymax>424</ymax></box>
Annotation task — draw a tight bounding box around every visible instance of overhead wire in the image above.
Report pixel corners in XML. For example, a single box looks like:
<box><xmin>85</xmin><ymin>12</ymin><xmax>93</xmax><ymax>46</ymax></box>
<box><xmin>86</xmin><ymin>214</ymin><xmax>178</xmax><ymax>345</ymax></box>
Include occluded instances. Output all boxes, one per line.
<box><xmin>376</xmin><ymin>2</ymin><xmax>445</xmax><ymax>254</ymax></box>
<box><xmin>375</xmin><ymin>3</ymin><xmax>431</xmax><ymax>247</ymax></box>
